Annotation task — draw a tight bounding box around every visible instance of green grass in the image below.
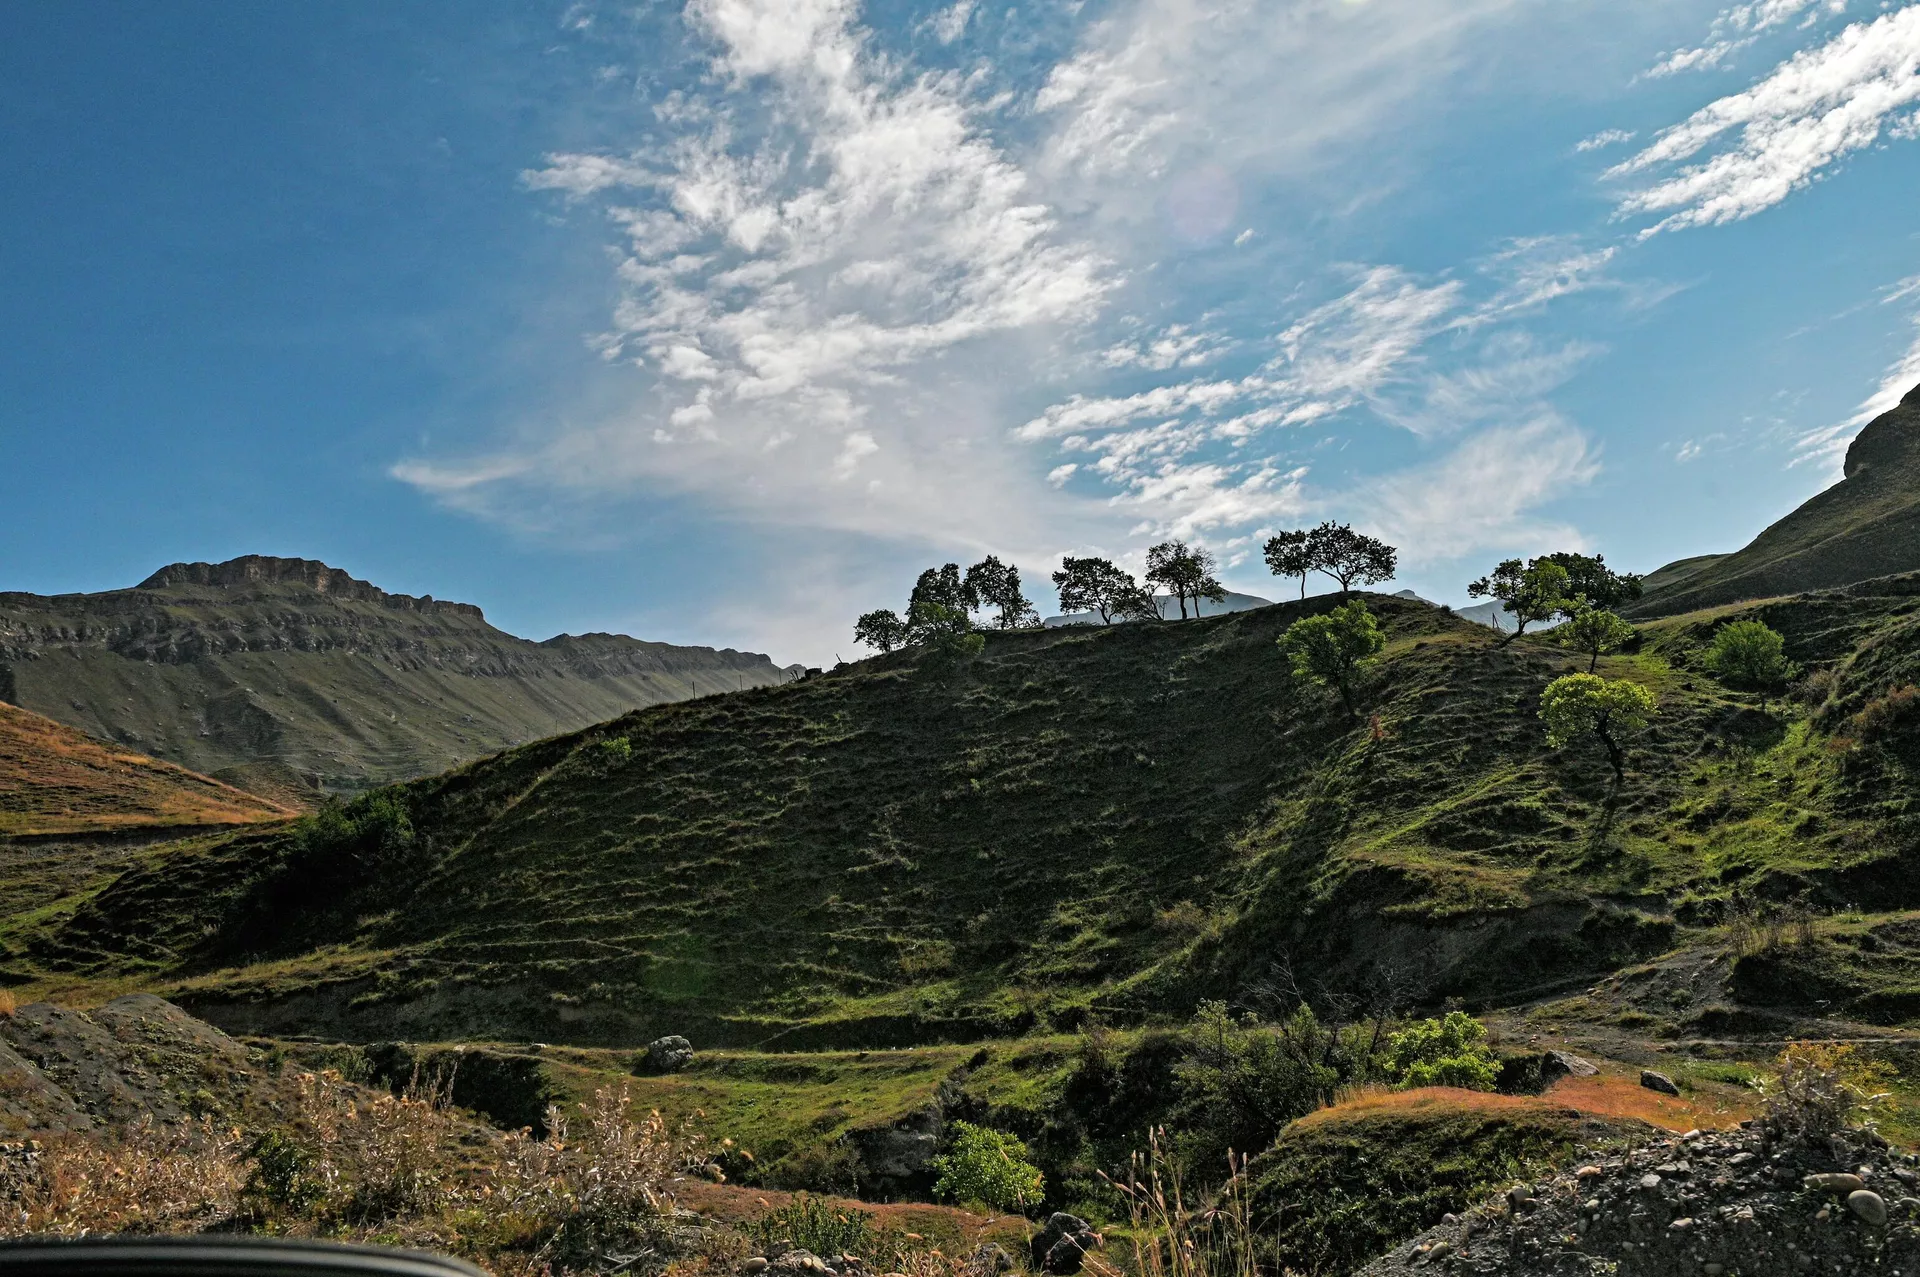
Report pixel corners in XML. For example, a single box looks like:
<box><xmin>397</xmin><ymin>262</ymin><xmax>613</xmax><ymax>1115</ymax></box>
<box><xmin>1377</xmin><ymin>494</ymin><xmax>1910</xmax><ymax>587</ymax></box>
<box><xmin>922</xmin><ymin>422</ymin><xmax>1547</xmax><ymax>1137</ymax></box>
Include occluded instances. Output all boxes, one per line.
<box><xmin>9</xmin><ymin>579</ymin><xmax>1920</xmax><ymax>1050</ymax></box>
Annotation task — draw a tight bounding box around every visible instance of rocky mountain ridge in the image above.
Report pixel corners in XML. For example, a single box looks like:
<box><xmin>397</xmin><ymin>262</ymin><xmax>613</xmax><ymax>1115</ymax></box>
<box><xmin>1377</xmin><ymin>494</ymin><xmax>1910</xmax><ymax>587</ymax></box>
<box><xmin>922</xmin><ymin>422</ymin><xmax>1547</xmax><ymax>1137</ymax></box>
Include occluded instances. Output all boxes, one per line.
<box><xmin>0</xmin><ymin>555</ymin><xmax>796</xmax><ymax>791</ymax></box>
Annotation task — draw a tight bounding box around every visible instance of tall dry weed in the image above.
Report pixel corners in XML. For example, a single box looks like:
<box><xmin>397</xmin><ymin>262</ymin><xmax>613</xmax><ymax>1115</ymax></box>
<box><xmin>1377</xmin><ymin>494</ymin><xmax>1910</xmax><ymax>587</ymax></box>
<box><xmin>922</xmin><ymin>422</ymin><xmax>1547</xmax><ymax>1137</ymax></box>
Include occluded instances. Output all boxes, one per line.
<box><xmin>1094</xmin><ymin>1128</ymin><xmax>1263</xmax><ymax>1277</ymax></box>
<box><xmin>0</xmin><ymin>1117</ymin><xmax>244</xmax><ymax>1236</ymax></box>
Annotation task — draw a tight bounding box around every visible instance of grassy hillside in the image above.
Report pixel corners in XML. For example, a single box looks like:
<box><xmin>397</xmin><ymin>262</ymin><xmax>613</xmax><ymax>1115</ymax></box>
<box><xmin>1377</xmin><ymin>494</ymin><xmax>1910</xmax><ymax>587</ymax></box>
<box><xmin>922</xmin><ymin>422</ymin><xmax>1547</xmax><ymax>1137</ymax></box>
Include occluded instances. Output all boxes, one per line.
<box><xmin>0</xmin><ymin>555</ymin><xmax>794</xmax><ymax>792</ymax></box>
<box><xmin>14</xmin><ymin>574</ymin><xmax>1920</xmax><ymax>1049</ymax></box>
<box><xmin>0</xmin><ymin>700</ymin><xmax>292</xmax><ymax>836</ymax></box>
<box><xmin>1630</xmin><ymin>382</ymin><xmax>1920</xmax><ymax>616</ymax></box>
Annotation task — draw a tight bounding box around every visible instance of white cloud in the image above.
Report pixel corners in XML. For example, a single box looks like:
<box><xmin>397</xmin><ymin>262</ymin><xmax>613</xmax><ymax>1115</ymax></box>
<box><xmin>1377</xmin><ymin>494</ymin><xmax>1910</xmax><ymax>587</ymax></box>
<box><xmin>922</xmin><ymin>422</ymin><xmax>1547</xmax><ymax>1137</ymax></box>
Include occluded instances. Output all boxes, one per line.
<box><xmin>408</xmin><ymin>0</ymin><xmax>1114</xmax><ymax>553</ymax></box>
<box><xmin>1796</xmin><ymin>275</ymin><xmax>1920</xmax><ymax>466</ymax></box>
<box><xmin>1614</xmin><ymin>6</ymin><xmax>1920</xmax><ymax>234</ymax></box>
<box><xmin>1098</xmin><ymin>324</ymin><xmax>1226</xmax><ymax>370</ymax></box>
<box><xmin>1576</xmin><ymin>128</ymin><xmax>1637</xmax><ymax>152</ymax></box>
<box><xmin>1645</xmin><ymin>0</ymin><xmax>1847</xmax><ymax>78</ymax></box>
<box><xmin>926</xmin><ymin>0</ymin><xmax>974</xmax><ymax>44</ymax></box>
<box><xmin>1364</xmin><ymin>417</ymin><xmax>1601</xmax><ymax>564</ymax></box>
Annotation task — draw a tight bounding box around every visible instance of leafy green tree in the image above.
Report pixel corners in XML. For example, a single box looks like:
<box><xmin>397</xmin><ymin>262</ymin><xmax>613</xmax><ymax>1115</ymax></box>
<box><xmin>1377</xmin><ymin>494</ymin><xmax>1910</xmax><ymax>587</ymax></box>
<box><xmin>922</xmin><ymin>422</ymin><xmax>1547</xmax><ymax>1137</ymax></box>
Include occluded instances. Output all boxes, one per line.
<box><xmin>931</xmin><ymin>1122</ymin><xmax>1044</xmax><ymax>1211</ymax></box>
<box><xmin>1263</xmin><ymin>529</ymin><xmax>1315</xmax><ymax>599</ymax></box>
<box><xmin>1538</xmin><ymin>552</ymin><xmax>1643</xmax><ymax>610</ymax></box>
<box><xmin>1171</xmin><ymin>1001</ymin><xmax>1342</xmax><ymax>1174</ymax></box>
<box><xmin>964</xmin><ymin>556</ymin><xmax>1040</xmax><ymax>630</ymax></box>
<box><xmin>1052</xmin><ymin>556</ymin><xmax>1155</xmax><ymax>624</ymax></box>
<box><xmin>910</xmin><ymin>563</ymin><xmax>978</xmax><ymax>614</ymax></box>
<box><xmin>1540</xmin><ymin>673</ymin><xmax>1658</xmax><ymax>786</ymax></box>
<box><xmin>1704</xmin><ymin>619</ymin><xmax>1799</xmax><ymax>698</ymax></box>
<box><xmin>853</xmin><ymin>609</ymin><xmax>910</xmax><ymax>653</ymax></box>
<box><xmin>1560</xmin><ymin>604</ymin><xmax>1636</xmax><ymax>673</ymax></box>
<box><xmin>907</xmin><ymin>601</ymin><xmax>984</xmax><ymax>671</ymax></box>
<box><xmin>1147</xmin><ymin>541</ymin><xmax>1228</xmax><ymax>619</ymax></box>
<box><xmin>1306</xmin><ymin>522</ymin><xmax>1398</xmax><ymax>596</ymax></box>
<box><xmin>1278</xmin><ymin>599</ymin><xmax>1385</xmax><ymax>718</ymax></box>
<box><xmin>1468</xmin><ymin>558</ymin><xmax>1571</xmax><ymax>647</ymax></box>
<box><xmin>1383</xmin><ymin>1012</ymin><xmax>1498</xmax><ymax>1091</ymax></box>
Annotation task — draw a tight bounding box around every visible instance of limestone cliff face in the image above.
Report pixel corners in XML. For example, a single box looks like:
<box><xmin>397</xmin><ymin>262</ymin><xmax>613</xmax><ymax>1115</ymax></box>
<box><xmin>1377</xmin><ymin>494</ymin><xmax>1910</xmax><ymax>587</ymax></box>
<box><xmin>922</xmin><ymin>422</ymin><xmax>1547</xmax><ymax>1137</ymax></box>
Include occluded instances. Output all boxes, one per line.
<box><xmin>1631</xmin><ymin>383</ymin><xmax>1920</xmax><ymax>617</ymax></box>
<box><xmin>0</xmin><ymin>556</ymin><xmax>792</xmax><ymax>790</ymax></box>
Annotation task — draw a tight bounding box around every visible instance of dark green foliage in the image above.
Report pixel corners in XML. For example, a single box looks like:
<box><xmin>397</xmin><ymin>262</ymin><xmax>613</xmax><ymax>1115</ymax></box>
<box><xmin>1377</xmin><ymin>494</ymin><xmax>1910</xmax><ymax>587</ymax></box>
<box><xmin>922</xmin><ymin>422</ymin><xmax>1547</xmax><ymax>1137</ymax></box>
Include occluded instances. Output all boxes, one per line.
<box><xmin>1292</xmin><ymin>523</ymin><xmax>1398</xmax><ymax>596</ymax></box>
<box><xmin>907</xmin><ymin>602</ymin><xmax>985</xmax><ymax>671</ymax></box>
<box><xmin>242</xmin><ymin>1129</ymin><xmax>325</xmax><ymax>1216</ymax></box>
<box><xmin>1263</xmin><ymin>530</ymin><xmax>1315</xmax><ymax>599</ymax></box>
<box><xmin>1246</xmin><ymin>1108</ymin><xmax>1588</xmax><ymax>1276</ymax></box>
<box><xmin>964</xmin><ymin>558</ymin><xmax>1040</xmax><ymax>631</ymax></box>
<box><xmin>1168</xmin><ymin>1002</ymin><xmax>1342</xmax><ymax>1173</ymax></box>
<box><xmin>1538</xmin><ymin>552</ymin><xmax>1643</xmax><ymax>610</ymax></box>
<box><xmin>1145</xmin><ymin>541</ymin><xmax>1227</xmax><ymax>619</ymax></box>
<box><xmin>1052</xmin><ymin>557</ymin><xmax>1155</xmax><ymax>624</ymax></box>
<box><xmin>855</xmin><ymin>610</ymin><xmax>911</xmax><ymax>653</ymax></box>
<box><xmin>910</xmin><ymin>564</ymin><xmax>978</xmax><ymax>614</ymax></box>
<box><xmin>1469</xmin><ymin>558</ymin><xmax>1570</xmax><ymax>645</ymax></box>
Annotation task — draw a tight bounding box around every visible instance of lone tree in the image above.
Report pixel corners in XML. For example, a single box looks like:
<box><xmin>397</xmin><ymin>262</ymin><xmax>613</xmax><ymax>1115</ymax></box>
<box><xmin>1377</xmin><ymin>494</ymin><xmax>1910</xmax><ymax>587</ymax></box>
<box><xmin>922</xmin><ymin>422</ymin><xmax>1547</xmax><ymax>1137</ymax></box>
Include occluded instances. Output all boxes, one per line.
<box><xmin>1306</xmin><ymin>522</ymin><xmax>1398</xmax><ymax>596</ymax></box>
<box><xmin>1278</xmin><ymin>599</ymin><xmax>1385</xmax><ymax>718</ymax></box>
<box><xmin>1146</xmin><ymin>541</ymin><xmax>1228</xmax><ymax>619</ymax></box>
<box><xmin>911</xmin><ymin>563</ymin><xmax>978</xmax><ymax>614</ymax></box>
<box><xmin>1539</xmin><ymin>552</ymin><xmax>1643</xmax><ymax>610</ymax></box>
<box><xmin>1560</xmin><ymin>603</ymin><xmax>1637</xmax><ymax>673</ymax></box>
<box><xmin>1468</xmin><ymin>558</ymin><xmax>1571</xmax><ymax>646</ymax></box>
<box><xmin>1704</xmin><ymin>619</ymin><xmax>1798</xmax><ymax>701</ymax></box>
<box><xmin>964</xmin><ymin>556</ymin><xmax>1040</xmax><ymax>630</ymax></box>
<box><xmin>1263</xmin><ymin>529</ymin><xmax>1315</xmax><ymax>599</ymax></box>
<box><xmin>1052</xmin><ymin>556</ymin><xmax>1156</xmax><ymax>624</ymax></box>
<box><xmin>1540</xmin><ymin>673</ymin><xmax>1657</xmax><ymax>787</ymax></box>
<box><xmin>853</xmin><ymin>609</ymin><xmax>910</xmax><ymax>653</ymax></box>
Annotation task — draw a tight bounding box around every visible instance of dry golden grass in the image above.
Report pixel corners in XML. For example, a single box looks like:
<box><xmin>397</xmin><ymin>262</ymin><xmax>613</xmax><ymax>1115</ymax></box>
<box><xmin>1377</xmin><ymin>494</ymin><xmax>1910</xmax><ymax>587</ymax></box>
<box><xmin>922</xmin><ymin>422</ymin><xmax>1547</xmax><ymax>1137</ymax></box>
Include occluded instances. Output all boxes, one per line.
<box><xmin>1297</xmin><ymin>1072</ymin><xmax>1755</xmax><ymax>1134</ymax></box>
<box><xmin>0</xmin><ymin>702</ymin><xmax>294</xmax><ymax>835</ymax></box>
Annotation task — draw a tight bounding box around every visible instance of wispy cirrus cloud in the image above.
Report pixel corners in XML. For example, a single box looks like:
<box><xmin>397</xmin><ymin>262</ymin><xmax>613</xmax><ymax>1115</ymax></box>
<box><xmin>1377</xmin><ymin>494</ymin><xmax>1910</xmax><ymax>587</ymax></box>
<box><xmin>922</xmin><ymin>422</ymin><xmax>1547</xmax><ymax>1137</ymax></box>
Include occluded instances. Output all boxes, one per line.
<box><xmin>1795</xmin><ymin>274</ymin><xmax>1920</xmax><ymax>467</ymax></box>
<box><xmin>1612</xmin><ymin>5</ymin><xmax>1920</xmax><ymax>234</ymax></box>
<box><xmin>1645</xmin><ymin>0</ymin><xmax>1847</xmax><ymax>78</ymax></box>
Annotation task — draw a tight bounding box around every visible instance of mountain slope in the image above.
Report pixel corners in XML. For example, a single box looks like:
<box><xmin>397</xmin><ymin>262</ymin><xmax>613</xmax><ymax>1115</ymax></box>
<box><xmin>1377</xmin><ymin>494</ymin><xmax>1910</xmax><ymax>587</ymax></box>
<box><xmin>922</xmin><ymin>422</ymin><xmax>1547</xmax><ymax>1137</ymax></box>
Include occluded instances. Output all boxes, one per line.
<box><xmin>1630</xmin><ymin>383</ymin><xmax>1920</xmax><ymax>616</ymax></box>
<box><xmin>0</xmin><ymin>700</ymin><xmax>292</xmax><ymax>836</ymax></box>
<box><xmin>0</xmin><ymin>556</ymin><xmax>794</xmax><ymax>791</ymax></box>
<box><xmin>24</xmin><ymin>577</ymin><xmax>1920</xmax><ymax>1047</ymax></box>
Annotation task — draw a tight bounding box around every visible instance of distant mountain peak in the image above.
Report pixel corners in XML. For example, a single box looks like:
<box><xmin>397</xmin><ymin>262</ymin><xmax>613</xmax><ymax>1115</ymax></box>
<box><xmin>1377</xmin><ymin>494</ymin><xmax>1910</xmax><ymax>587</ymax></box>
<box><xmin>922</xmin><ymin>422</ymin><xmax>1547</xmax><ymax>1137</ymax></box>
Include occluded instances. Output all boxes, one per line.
<box><xmin>137</xmin><ymin>555</ymin><xmax>483</xmax><ymax>621</ymax></box>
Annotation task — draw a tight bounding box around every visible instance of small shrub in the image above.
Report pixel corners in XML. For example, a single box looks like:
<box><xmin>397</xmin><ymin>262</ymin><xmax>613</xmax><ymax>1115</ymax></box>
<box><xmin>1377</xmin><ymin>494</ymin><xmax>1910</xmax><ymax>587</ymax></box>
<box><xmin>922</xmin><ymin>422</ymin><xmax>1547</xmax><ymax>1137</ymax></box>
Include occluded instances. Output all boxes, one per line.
<box><xmin>931</xmin><ymin>1121</ymin><xmax>1044</xmax><ymax>1212</ymax></box>
<box><xmin>1847</xmin><ymin>684</ymin><xmax>1920</xmax><ymax>744</ymax></box>
<box><xmin>1170</xmin><ymin>1002</ymin><xmax>1342</xmax><ymax>1176</ymax></box>
<box><xmin>1704</xmin><ymin>619</ymin><xmax>1798</xmax><ymax>695</ymax></box>
<box><xmin>1760</xmin><ymin>1042</ymin><xmax>1893</xmax><ymax>1138</ymax></box>
<box><xmin>748</xmin><ymin>1194</ymin><xmax>876</xmax><ymax>1259</ymax></box>
<box><xmin>240</xmin><ymin>1129</ymin><xmax>325</xmax><ymax>1217</ymax></box>
<box><xmin>1383</xmin><ymin>1012</ymin><xmax>1499</xmax><ymax>1091</ymax></box>
<box><xmin>596</xmin><ymin>736</ymin><xmax>633</xmax><ymax>766</ymax></box>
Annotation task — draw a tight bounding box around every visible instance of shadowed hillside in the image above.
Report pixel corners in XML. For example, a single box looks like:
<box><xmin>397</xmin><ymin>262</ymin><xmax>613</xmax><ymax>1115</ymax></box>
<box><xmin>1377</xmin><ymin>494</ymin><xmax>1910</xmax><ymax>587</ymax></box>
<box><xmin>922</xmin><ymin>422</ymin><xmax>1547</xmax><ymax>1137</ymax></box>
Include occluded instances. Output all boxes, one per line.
<box><xmin>1630</xmin><ymin>383</ymin><xmax>1920</xmax><ymax>616</ymax></box>
<box><xmin>19</xmin><ymin>577</ymin><xmax>1920</xmax><ymax>1049</ymax></box>
<box><xmin>0</xmin><ymin>555</ymin><xmax>795</xmax><ymax>791</ymax></box>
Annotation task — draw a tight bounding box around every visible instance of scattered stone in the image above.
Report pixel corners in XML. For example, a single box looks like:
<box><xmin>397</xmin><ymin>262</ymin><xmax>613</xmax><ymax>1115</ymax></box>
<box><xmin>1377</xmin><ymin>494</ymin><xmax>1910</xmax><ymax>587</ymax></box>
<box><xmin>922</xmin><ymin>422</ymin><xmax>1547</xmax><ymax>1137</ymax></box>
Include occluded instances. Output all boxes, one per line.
<box><xmin>1848</xmin><ymin>1190</ymin><xmax>1888</xmax><ymax>1227</ymax></box>
<box><xmin>971</xmin><ymin>1244</ymin><xmax>1014</xmax><ymax>1274</ymax></box>
<box><xmin>1548</xmin><ymin>1050</ymin><xmax>1599</xmax><ymax>1078</ymax></box>
<box><xmin>645</xmin><ymin>1035</ymin><xmax>695</xmax><ymax>1072</ymax></box>
<box><xmin>1640</xmin><ymin>1174</ymin><xmax>1664</xmax><ymax>1191</ymax></box>
<box><xmin>1804</xmin><ymin>1173</ymin><xmax>1865</xmax><ymax>1195</ymax></box>
<box><xmin>744</xmin><ymin>1260</ymin><xmax>769</xmax><ymax>1274</ymax></box>
<box><xmin>1030</xmin><ymin>1213</ymin><xmax>1101</xmax><ymax>1276</ymax></box>
<box><xmin>1641</xmin><ymin>1070</ymin><xmax>1682</xmax><ymax>1096</ymax></box>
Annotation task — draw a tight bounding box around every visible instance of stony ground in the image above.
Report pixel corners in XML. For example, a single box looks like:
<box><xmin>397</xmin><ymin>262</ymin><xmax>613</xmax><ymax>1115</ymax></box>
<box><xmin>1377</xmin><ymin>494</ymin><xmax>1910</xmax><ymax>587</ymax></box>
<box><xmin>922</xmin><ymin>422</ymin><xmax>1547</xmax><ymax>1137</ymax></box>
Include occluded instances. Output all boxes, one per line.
<box><xmin>1363</xmin><ymin>1121</ymin><xmax>1920</xmax><ymax>1276</ymax></box>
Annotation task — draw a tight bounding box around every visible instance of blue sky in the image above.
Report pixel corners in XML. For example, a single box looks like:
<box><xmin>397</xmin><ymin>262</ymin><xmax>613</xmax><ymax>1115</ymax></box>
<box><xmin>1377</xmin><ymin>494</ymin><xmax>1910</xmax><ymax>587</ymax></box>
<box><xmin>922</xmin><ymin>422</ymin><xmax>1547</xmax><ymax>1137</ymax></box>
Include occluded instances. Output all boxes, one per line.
<box><xmin>5</xmin><ymin>0</ymin><xmax>1920</xmax><ymax>665</ymax></box>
